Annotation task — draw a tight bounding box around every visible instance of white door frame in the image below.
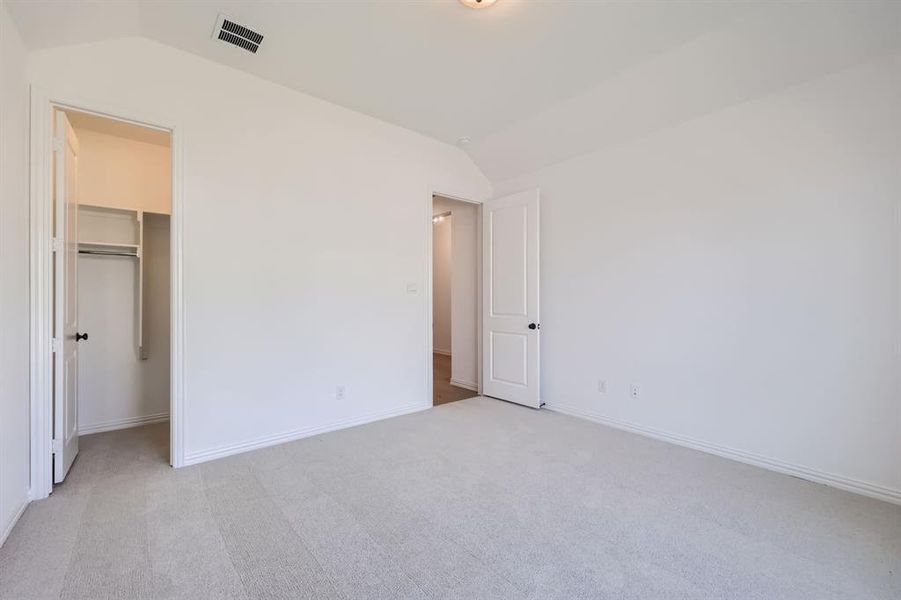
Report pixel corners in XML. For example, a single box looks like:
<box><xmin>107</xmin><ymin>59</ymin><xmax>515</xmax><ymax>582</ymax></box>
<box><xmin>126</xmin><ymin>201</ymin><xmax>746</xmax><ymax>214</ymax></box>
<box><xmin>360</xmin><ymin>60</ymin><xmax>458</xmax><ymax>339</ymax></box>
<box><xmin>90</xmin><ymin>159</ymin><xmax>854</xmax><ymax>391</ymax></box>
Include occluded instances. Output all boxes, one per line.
<box><xmin>427</xmin><ymin>189</ymin><xmax>483</xmax><ymax>404</ymax></box>
<box><xmin>29</xmin><ymin>86</ymin><xmax>186</xmax><ymax>500</ymax></box>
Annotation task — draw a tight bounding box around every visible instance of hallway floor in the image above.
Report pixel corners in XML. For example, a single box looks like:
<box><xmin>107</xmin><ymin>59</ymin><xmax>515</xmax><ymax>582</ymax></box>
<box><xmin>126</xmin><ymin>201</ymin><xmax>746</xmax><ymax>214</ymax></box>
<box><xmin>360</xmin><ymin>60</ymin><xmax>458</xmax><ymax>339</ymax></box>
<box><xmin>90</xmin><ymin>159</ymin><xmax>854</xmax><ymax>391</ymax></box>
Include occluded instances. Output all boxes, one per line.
<box><xmin>432</xmin><ymin>353</ymin><xmax>476</xmax><ymax>406</ymax></box>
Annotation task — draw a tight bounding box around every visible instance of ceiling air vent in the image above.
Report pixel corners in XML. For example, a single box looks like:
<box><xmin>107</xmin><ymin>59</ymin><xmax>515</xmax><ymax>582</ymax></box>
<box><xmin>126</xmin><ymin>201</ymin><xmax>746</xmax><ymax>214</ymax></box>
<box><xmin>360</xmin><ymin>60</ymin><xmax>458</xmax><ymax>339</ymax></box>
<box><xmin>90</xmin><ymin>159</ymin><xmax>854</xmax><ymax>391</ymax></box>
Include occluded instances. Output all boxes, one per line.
<box><xmin>213</xmin><ymin>15</ymin><xmax>263</xmax><ymax>54</ymax></box>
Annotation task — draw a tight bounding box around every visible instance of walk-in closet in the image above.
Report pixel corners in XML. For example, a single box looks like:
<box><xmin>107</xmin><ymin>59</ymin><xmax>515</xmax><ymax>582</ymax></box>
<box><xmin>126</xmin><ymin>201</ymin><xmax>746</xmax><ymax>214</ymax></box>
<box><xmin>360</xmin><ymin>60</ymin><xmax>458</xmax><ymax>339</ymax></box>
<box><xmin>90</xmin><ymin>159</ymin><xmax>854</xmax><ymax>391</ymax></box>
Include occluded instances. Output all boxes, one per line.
<box><xmin>63</xmin><ymin>110</ymin><xmax>172</xmax><ymax>447</ymax></box>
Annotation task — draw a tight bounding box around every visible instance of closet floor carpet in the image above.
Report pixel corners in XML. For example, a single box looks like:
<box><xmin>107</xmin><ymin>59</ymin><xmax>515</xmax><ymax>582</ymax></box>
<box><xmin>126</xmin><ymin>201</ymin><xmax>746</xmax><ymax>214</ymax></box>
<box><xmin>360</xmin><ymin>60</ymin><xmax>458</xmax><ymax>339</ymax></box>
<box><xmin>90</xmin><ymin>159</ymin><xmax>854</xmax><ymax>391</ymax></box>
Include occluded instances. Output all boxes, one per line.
<box><xmin>1</xmin><ymin>397</ymin><xmax>899</xmax><ymax>600</ymax></box>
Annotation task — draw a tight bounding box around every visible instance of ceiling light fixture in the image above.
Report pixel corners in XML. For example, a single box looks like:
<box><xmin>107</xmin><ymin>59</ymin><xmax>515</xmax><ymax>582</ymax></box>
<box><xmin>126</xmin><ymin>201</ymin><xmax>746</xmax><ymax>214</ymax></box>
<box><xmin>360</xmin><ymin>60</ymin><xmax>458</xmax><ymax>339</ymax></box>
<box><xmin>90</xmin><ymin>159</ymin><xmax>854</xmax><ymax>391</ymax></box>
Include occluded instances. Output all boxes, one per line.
<box><xmin>459</xmin><ymin>0</ymin><xmax>498</xmax><ymax>9</ymax></box>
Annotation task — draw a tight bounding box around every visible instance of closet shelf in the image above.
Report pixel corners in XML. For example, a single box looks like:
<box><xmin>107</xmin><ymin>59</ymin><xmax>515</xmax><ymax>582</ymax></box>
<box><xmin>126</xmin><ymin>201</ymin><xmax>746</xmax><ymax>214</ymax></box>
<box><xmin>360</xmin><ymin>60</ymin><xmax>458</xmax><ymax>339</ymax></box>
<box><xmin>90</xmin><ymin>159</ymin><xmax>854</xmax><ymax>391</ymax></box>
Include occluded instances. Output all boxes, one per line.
<box><xmin>77</xmin><ymin>205</ymin><xmax>147</xmax><ymax>356</ymax></box>
<box><xmin>79</xmin><ymin>240</ymin><xmax>139</xmax><ymax>249</ymax></box>
<box><xmin>78</xmin><ymin>241</ymin><xmax>140</xmax><ymax>257</ymax></box>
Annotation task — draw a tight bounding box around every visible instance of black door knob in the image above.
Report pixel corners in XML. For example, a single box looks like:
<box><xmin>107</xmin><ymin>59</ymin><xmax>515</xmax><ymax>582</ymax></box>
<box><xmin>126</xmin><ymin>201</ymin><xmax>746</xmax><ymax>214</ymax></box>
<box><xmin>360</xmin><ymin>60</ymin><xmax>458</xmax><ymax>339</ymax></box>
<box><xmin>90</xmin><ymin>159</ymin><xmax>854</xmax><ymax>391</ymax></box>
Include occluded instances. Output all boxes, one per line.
<box><xmin>528</xmin><ymin>323</ymin><xmax>539</xmax><ymax>330</ymax></box>
<box><xmin>75</xmin><ymin>332</ymin><xmax>89</xmax><ymax>342</ymax></box>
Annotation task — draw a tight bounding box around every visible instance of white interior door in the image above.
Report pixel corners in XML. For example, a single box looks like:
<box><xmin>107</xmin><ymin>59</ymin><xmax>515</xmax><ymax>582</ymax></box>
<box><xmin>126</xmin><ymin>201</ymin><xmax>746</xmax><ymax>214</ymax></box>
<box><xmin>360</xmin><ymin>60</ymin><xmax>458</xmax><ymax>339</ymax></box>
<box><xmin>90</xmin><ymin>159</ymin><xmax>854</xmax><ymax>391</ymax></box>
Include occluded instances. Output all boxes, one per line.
<box><xmin>53</xmin><ymin>110</ymin><xmax>80</xmax><ymax>483</ymax></box>
<box><xmin>482</xmin><ymin>189</ymin><xmax>540</xmax><ymax>408</ymax></box>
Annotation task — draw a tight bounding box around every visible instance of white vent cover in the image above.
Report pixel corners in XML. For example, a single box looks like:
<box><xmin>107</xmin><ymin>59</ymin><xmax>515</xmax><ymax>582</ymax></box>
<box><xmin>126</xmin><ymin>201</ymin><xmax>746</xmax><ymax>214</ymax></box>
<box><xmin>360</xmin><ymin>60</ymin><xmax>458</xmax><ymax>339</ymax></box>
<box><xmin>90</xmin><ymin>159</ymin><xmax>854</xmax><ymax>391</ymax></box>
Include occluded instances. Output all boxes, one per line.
<box><xmin>212</xmin><ymin>14</ymin><xmax>264</xmax><ymax>54</ymax></box>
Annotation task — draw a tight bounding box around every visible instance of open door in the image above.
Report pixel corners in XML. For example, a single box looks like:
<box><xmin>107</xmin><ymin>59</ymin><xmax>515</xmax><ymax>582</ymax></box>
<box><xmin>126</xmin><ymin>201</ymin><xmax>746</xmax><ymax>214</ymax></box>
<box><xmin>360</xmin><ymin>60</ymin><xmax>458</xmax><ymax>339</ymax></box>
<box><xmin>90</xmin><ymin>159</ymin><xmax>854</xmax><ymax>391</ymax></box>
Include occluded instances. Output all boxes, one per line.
<box><xmin>482</xmin><ymin>189</ymin><xmax>540</xmax><ymax>408</ymax></box>
<box><xmin>53</xmin><ymin>110</ymin><xmax>80</xmax><ymax>483</ymax></box>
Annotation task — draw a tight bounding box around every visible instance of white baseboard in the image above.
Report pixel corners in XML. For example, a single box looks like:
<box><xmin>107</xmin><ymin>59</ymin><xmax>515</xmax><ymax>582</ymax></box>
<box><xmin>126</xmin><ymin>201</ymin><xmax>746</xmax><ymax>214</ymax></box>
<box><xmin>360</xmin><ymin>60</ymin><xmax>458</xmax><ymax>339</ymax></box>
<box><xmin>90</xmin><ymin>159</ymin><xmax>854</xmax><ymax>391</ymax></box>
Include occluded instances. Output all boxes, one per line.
<box><xmin>548</xmin><ymin>403</ymin><xmax>901</xmax><ymax>506</ymax></box>
<box><xmin>0</xmin><ymin>497</ymin><xmax>29</xmax><ymax>548</ymax></box>
<box><xmin>450</xmin><ymin>378</ymin><xmax>478</xmax><ymax>392</ymax></box>
<box><xmin>79</xmin><ymin>412</ymin><xmax>170</xmax><ymax>435</ymax></box>
<box><xmin>433</xmin><ymin>349</ymin><xmax>452</xmax><ymax>357</ymax></box>
<box><xmin>184</xmin><ymin>402</ymin><xmax>430</xmax><ymax>466</ymax></box>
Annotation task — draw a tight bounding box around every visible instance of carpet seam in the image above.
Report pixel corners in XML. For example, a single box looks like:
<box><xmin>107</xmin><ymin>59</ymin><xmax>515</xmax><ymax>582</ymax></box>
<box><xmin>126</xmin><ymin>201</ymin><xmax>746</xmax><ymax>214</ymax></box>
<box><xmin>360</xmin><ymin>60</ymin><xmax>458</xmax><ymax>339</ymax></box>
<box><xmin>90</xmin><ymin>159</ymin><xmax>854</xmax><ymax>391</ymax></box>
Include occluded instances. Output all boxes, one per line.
<box><xmin>198</xmin><ymin>465</ymin><xmax>261</xmax><ymax>600</ymax></box>
<box><xmin>253</xmin><ymin>458</ymin><xmax>437</xmax><ymax>600</ymax></box>
<box><xmin>308</xmin><ymin>443</ymin><xmax>526</xmax><ymax>598</ymax></box>
<box><xmin>55</xmin><ymin>447</ymin><xmax>113</xmax><ymax>600</ymax></box>
<box><xmin>247</xmin><ymin>461</ymin><xmax>350</xmax><ymax>600</ymax></box>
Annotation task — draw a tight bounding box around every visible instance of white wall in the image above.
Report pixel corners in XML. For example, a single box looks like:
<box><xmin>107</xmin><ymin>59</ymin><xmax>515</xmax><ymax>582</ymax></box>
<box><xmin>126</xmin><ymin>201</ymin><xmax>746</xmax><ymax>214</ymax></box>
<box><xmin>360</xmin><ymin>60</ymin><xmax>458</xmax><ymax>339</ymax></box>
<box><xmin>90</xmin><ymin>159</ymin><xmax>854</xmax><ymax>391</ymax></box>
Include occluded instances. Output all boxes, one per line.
<box><xmin>77</xmin><ymin>211</ymin><xmax>170</xmax><ymax>434</ymax></box>
<box><xmin>432</xmin><ymin>214</ymin><xmax>452</xmax><ymax>355</ymax></box>
<box><xmin>0</xmin><ymin>2</ymin><xmax>31</xmax><ymax>544</ymax></box>
<box><xmin>495</xmin><ymin>53</ymin><xmax>901</xmax><ymax>501</ymax></box>
<box><xmin>28</xmin><ymin>37</ymin><xmax>491</xmax><ymax>463</ymax></box>
<box><xmin>70</xmin><ymin>126</ymin><xmax>171</xmax><ymax>214</ymax></box>
<box><xmin>433</xmin><ymin>196</ymin><xmax>479</xmax><ymax>389</ymax></box>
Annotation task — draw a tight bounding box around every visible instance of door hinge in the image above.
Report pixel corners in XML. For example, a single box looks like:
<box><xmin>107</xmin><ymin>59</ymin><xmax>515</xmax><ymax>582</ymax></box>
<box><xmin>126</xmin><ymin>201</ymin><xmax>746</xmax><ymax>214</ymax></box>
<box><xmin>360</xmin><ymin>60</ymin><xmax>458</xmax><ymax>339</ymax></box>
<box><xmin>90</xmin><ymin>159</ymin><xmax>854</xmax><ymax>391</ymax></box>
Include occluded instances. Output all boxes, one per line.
<box><xmin>51</xmin><ymin>438</ymin><xmax>62</xmax><ymax>455</ymax></box>
<box><xmin>51</xmin><ymin>237</ymin><xmax>62</xmax><ymax>253</ymax></box>
<box><xmin>51</xmin><ymin>337</ymin><xmax>62</xmax><ymax>353</ymax></box>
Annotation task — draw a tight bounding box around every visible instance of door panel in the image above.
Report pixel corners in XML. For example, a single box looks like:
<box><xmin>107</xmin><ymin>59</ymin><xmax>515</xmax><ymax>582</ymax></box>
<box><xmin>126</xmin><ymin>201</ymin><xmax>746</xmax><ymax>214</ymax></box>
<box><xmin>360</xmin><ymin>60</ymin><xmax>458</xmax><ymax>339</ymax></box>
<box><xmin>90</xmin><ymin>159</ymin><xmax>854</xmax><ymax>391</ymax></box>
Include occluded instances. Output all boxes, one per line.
<box><xmin>490</xmin><ymin>205</ymin><xmax>528</xmax><ymax>316</ymax></box>
<box><xmin>54</xmin><ymin>110</ymin><xmax>80</xmax><ymax>483</ymax></box>
<box><xmin>482</xmin><ymin>189</ymin><xmax>540</xmax><ymax>408</ymax></box>
<box><xmin>489</xmin><ymin>332</ymin><xmax>528</xmax><ymax>385</ymax></box>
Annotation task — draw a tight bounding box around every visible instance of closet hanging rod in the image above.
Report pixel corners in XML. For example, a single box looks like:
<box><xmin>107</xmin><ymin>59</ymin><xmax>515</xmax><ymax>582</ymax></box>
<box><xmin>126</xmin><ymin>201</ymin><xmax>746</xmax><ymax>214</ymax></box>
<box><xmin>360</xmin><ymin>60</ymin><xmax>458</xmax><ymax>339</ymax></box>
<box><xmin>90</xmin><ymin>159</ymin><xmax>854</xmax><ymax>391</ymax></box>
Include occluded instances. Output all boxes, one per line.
<box><xmin>78</xmin><ymin>250</ymin><xmax>138</xmax><ymax>257</ymax></box>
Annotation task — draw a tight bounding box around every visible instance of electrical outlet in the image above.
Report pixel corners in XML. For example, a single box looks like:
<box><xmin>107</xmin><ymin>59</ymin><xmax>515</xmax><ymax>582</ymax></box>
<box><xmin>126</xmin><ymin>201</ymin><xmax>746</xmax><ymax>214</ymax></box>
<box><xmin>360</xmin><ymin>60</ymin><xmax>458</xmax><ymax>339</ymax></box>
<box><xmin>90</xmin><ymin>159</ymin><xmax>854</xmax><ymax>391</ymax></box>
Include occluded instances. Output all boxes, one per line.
<box><xmin>336</xmin><ymin>385</ymin><xmax>346</xmax><ymax>401</ymax></box>
<box><xmin>597</xmin><ymin>379</ymin><xmax>607</xmax><ymax>393</ymax></box>
<box><xmin>630</xmin><ymin>384</ymin><xmax>640</xmax><ymax>399</ymax></box>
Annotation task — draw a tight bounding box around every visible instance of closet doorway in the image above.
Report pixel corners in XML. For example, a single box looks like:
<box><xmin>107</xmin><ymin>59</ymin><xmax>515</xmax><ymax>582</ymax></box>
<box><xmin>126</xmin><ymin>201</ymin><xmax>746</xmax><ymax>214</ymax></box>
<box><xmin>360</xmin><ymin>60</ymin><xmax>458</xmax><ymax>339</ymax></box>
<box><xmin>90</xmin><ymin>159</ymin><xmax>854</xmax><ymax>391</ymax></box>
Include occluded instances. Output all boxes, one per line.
<box><xmin>48</xmin><ymin>107</ymin><xmax>173</xmax><ymax>484</ymax></box>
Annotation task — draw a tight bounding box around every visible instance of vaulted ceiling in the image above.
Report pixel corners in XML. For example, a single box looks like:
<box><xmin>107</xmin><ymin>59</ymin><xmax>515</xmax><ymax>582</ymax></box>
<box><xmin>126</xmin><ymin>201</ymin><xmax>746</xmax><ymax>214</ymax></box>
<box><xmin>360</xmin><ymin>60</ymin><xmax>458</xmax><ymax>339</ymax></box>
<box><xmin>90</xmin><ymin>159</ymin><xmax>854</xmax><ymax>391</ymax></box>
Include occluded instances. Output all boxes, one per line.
<box><xmin>8</xmin><ymin>0</ymin><xmax>901</xmax><ymax>183</ymax></box>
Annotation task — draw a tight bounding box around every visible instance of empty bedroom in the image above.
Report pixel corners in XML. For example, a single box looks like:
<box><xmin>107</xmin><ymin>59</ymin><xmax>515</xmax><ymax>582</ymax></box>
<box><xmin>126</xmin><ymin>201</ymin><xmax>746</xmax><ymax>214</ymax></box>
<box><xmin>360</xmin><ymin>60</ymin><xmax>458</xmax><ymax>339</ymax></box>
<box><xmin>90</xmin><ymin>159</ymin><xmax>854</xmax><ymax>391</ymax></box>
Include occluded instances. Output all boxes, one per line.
<box><xmin>0</xmin><ymin>1</ymin><xmax>898</xmax><ymax>599</ymax></box>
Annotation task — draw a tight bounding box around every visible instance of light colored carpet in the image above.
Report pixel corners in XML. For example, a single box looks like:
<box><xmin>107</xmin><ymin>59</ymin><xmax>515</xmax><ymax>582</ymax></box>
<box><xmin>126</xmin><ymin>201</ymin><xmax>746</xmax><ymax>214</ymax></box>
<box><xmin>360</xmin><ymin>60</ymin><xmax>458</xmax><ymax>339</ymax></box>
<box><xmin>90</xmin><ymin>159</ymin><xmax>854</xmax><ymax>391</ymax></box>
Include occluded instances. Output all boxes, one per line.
<box><xmin>433</xmin><ymin>353</ymin><xmax>476</xmax><ymax>406</ymax></box>
<box><xmin>1</xmin><ymin>397</ymin><xmax>898</xmax><ymax>599</ymax></box>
